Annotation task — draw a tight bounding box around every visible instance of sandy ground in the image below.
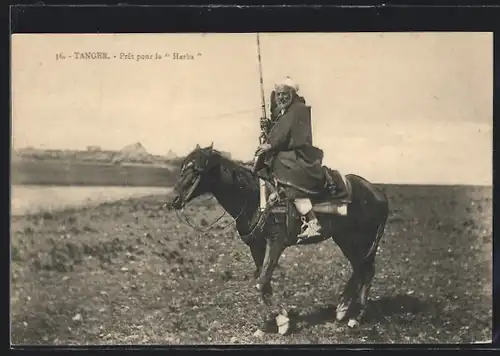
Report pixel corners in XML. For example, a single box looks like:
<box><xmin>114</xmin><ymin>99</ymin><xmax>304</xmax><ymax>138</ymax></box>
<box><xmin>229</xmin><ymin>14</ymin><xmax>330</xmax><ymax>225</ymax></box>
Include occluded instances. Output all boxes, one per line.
<box><xmin>10</xmin><ymin>184</ymin><xmax>492</xmax><ymax>345</ymax></box>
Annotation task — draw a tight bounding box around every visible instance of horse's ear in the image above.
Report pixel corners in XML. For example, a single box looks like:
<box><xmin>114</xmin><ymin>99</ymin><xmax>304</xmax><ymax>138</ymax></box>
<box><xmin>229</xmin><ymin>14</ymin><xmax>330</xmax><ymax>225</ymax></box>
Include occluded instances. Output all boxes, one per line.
<box><xmin>209</xmin><ymin>142</ymin><xmax>214</xmax><ymax>150</ymax></box>
<box><xmin>195</xmin><ymin>144</ymin><xmax>201</xmax><ymax>150</ymax></box>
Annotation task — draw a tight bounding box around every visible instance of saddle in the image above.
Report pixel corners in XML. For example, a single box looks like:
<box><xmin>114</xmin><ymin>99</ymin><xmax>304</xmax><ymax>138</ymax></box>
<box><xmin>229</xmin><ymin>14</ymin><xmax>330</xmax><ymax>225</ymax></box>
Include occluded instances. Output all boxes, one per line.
<box><xmin>266</xmin><ymin>167</ymin><xmax>353</xmax><ymax>216</ymax></box>
<box><xmin>241</xmin><ymin>167</ymin><xmax>352</xmax><ymax>246</ymax></box>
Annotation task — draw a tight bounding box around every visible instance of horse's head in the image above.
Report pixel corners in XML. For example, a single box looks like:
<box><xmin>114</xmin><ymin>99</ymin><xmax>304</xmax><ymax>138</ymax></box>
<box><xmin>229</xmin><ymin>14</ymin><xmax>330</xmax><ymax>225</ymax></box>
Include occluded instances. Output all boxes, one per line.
<box><xmin>170</xmin><ymin>143</ymin><xmax>220</xmax><ymax>209</ymax></box>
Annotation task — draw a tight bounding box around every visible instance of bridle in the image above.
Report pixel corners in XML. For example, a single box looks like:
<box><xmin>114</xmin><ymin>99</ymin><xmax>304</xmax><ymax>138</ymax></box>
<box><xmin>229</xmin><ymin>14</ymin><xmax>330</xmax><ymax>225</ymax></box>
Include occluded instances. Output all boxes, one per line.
<box><xmin>171</xmin><ymin>149</ymin><xmax>250</xmax><ymax>235</ymax></box>
<box><xmin>174</xmin><ymin>195</ymin><xmax>248</xmax><ymax>234</ymax></box>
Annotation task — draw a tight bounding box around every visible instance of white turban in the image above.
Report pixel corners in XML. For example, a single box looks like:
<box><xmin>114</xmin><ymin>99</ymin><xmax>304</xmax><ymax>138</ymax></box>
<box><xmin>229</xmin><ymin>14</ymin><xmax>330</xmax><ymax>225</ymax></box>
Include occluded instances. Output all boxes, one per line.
<box><xmin>275</xmin><ymin>76</ymin><xmax>299</xmax><ymax>92</ymax></box>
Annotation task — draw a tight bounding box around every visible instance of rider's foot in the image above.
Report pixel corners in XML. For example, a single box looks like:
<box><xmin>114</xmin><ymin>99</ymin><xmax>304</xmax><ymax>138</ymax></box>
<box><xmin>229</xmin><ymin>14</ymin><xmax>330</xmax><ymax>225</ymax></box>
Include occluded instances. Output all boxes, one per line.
<box><xmin>297</xmin><ymin>218</ymin><xmax>322</xmax><ymax>240</ymax></box>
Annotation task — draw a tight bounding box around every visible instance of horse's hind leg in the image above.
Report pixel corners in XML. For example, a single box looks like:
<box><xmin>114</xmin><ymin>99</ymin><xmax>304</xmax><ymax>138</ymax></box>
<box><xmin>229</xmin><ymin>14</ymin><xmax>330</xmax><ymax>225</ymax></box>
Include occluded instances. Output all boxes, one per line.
<box><xmin>336</xmin><ymin>258</ymin><xmax>376</xmax><ymax>327</ymax></box>
<box><xmin>336</xmin><ymin>266</ymin><xmax>364</xmax><ymax>322</ymax></box>
<box><xmin>346</xmin><ymin>223</ymin><xmax>385</xmax><ymax>324</ymax></box>
<box><xmin>357</xmin><ymin>218</ymin><xmax>386</xmax><ymax>321</ymax></box>
<box><xmin>331</xmin><ymin>232</ymin><xmax>363</xmax><ymax>322</ymax></box>
<box><xmin>358</xmin><ymin>255</ymin><xmax>376</xmax><ymax>321</ymax></box>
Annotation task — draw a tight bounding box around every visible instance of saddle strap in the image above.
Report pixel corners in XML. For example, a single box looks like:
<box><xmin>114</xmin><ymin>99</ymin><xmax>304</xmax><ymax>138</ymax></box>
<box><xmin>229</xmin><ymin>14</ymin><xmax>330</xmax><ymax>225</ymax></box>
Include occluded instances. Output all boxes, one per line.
<box><xmin>324</xmin><ymin>168</ymin><xmax>335</xmax><ymax>187</ymax></box>
<box><xmin>241</xmin><ymin>189</ymin><xmax>282</xmax><ymax>244</ymax></box>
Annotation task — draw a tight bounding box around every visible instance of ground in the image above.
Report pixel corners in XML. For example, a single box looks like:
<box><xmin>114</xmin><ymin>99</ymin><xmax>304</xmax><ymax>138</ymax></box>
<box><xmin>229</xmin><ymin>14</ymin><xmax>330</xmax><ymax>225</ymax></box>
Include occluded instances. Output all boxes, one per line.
<box><xmin>11</xmin><ymin>185</ymin><xmax>492</xmax><ymax>345</ymax></box>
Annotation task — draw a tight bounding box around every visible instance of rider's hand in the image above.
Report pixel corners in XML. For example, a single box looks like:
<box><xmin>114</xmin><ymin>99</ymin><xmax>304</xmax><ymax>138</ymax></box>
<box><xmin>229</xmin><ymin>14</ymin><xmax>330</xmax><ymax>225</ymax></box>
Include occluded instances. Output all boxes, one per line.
<box><xmin>255</xmin><ymin>143</ymin><xmax>271</xmax><ymax>156</ymax></box>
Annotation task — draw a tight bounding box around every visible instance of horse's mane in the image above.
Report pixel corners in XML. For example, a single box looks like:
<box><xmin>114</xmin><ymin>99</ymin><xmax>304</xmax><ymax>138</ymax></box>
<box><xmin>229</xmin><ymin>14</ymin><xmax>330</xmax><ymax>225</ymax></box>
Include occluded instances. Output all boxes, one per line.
<box><xmin>208</xmin><ymin>148</ymin><xmax>252</xmax><ymax>171</ymax></box>
<box><xmin>209</xmin><ymin>149</ymin><xmax>259</xmax><ymax>190</ymax></box>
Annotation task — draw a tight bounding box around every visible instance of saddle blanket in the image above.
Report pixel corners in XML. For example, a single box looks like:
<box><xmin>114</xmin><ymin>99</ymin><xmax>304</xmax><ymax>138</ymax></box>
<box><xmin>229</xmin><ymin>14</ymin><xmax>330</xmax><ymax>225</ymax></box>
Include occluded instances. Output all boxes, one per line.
<box><xmin>267</xmin><ymin>172</ymin><xmax>352</xmax><ymax>216</ymax></box>
<box><xmin>270</xmin><ymin>201</ymin><xmax>349</xmax><ymax>216</ymax></box>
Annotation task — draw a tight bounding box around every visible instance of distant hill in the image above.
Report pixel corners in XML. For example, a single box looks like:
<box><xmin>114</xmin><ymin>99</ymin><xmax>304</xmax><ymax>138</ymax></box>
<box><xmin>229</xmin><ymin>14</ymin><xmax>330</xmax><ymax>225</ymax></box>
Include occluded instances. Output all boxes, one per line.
<box><xmin>13</xmin><ymin>143</ymin><xmax>184</xmax><ymax>168</ymax></box>
<box><xmin>111</xmin><ymin>142</ymin><xmax>152</xmax><ymax>164</ymax></box>
<box><xmin>122</xmin><ymin>142</ymin><xmax>148</xmax><ymax>155</ymax></box>
<box><xmin>12</xmin><ymin>143</ymin><xmax>243</xmax><ymax>170</ymax></box>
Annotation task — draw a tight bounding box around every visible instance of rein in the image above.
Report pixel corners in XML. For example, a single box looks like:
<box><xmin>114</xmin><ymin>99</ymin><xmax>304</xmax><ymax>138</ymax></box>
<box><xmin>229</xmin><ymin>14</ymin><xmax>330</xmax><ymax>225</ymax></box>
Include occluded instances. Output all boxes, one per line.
<box><xmin>172</xmin><ymin>153</ymin><xmax>261</xmax><ymax>237</ymax></box>
<box><xmin>174</xmin><ymin>195</ymin><xmax>249</xmax><ymax>235</ymax></box>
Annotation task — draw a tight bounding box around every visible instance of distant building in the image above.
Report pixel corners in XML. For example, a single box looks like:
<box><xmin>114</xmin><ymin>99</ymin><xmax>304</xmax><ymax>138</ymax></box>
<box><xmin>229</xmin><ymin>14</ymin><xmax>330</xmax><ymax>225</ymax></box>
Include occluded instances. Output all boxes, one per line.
<box><xmin>165</xmin><ymin>149</ymin><xmax>178</xmax><ymax>159</ymax></box>
<box><xmin>17</xmin><ymin>146</ymin><xmax>37</xmax><ymax>155</ymax></box>
<box><xmin>87</xmin><ymin>145</ymin><xmax>102</xmax><ymax>152</ymax></box>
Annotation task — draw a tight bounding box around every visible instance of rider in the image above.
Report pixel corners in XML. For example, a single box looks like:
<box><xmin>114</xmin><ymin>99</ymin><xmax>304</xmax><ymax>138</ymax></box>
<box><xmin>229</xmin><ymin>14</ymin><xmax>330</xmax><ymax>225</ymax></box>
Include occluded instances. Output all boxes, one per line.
<box><xmin>254</xmin><ymin>77</ymin><xmax>326</xmax><ymax>240</ymax></box>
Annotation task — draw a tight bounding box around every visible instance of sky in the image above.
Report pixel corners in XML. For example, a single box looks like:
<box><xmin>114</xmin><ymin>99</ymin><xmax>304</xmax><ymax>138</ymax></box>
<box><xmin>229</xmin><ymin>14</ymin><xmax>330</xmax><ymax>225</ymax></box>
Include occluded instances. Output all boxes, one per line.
<box><xmin>11</xmin><ymin>32</ymin><xmax>492</xmax><ymax>185</ymax></box>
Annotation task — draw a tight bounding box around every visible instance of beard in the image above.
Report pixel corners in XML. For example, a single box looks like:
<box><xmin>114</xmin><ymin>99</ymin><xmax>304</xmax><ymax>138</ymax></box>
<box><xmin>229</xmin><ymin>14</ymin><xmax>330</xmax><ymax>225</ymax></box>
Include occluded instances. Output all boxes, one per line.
<box><xmin>276</xmin><ymin>95</ymin><xmax>293</xmax><ymax>112</ymax></box>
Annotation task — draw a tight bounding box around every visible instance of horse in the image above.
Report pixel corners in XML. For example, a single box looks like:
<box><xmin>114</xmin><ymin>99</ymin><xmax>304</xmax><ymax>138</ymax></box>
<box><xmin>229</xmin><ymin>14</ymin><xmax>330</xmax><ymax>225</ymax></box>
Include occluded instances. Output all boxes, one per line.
<box><xmin>169</xmin><ymin>144</ymin><xmax>390</xmax><ymax>335</ymax></box>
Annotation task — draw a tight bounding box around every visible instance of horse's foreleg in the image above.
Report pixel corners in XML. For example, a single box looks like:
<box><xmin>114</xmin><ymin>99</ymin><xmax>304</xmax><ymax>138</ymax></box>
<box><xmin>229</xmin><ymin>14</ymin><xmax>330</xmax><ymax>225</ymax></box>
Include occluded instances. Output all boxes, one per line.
<box><xmin>248</xmin><ymin>238</ymin><xmax>266</xmax><ymax>280</ymax></box>
<box><xmin>255</xmin><ymin>233</ymin><xmax>285</xmax><ymax>332</ymax></box>
<box><xmin>255</xmin><ymin>236</ymin><xmax>283</xmax><ymax>305</ymax></box>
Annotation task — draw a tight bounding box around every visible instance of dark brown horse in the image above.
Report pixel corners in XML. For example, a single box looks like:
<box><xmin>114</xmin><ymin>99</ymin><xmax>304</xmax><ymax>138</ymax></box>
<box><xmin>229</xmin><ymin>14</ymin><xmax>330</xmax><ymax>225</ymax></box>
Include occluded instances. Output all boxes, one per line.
<box><xmin>170</xmin><ymin>144</ymin><xmax>389</xmax><ymax>334</ymax></box>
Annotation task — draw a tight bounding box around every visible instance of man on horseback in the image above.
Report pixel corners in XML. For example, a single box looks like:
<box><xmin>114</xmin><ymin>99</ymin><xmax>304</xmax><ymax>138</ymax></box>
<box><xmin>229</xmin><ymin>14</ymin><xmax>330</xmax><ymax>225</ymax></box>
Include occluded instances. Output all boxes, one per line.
<box><xmin>254</xmin><ymin>77</ymin><xmax>329</xmax><ymax>239</ymax></box>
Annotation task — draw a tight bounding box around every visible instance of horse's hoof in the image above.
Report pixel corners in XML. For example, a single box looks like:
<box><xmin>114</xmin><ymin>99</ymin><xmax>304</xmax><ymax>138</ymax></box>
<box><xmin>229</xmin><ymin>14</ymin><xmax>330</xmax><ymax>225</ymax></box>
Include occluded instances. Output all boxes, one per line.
<box><xmin>347</xmin><ymin>319</ymin><xmax>359</xmax><ymax>328</ymax></box>
<box><xmin>280</xmin><ymin>308</ymin><xmax>289</xmax><ymax>317</ymax></box>
<box><xmin>336</xmin><ymin>308</ymin><xmax>350</xmax><ymax>321</ymax></box>
<box><xmin>336</xmin><ymin>303</ymin><xmax>348</xmax><ymax>321</ymax></box>
<box><xmin>276</xmin><ymin>313</ymin><xmax>290</xmax><ymax>335</ymax></box>
<box><xmin>336</xmin><ymin>311</ymin><xmax>346</xmax><ymax>321</ymax></box>
<box><xmin>257</xmin><ymin>313</ymin><xmax>279</xmax><ymax>334</ymax></box>
<box><xmin>253</xmin><ymin>329</ymin><xmax>266</xmax><ymax>338</ymax></box>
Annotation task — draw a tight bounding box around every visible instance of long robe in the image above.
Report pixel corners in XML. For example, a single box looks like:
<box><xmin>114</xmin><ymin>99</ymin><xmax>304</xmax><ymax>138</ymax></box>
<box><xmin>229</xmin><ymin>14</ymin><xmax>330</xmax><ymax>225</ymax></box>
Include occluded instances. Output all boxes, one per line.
<box><xmin>257</xmin><ymin>99</ymin><xmax>326</xmax><ymax>199</ymax></box>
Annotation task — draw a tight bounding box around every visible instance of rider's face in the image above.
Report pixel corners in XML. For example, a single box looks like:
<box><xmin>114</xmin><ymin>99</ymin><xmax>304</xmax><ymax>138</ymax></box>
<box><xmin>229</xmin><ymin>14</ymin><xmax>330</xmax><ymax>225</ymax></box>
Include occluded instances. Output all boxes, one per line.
<box><xmin>276</xmin><ymin>87</ymin><xmax>293</xmax><ymax>108</ymax></box>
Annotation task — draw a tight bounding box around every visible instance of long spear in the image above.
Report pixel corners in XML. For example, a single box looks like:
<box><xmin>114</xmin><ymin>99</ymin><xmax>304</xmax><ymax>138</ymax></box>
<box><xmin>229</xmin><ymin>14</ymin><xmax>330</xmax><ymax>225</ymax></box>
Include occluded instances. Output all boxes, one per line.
<box><xmin>255</xmin><ymin>32</ymin><xmax>267</xmax><ymax>212</ymax></box>
<box><xmin>256</xmin><ymin>33</ymin><xmax>267</xmax><ymax>129</ymax></box>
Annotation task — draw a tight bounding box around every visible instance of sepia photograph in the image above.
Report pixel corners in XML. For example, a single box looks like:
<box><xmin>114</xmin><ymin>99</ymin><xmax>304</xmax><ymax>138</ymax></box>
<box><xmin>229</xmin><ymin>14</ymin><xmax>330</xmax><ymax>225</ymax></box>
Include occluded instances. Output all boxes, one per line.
<box><xmin>10</xmin><ymin>32</ymin><xmax>492</xmax><ymax>345</ymax></box>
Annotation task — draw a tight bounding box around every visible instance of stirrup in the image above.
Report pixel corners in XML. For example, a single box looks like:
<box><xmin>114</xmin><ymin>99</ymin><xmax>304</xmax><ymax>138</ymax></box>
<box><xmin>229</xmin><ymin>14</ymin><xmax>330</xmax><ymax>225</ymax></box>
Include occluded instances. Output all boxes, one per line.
<box><xmin>298</xmin><ymin>216</ymin><xmax>308</xmax><ymax>233</ymax></box>
<box><xmin>297</xmin><ymin>216</ymin><xmax>322</xmax><ymax>239</ymax></box>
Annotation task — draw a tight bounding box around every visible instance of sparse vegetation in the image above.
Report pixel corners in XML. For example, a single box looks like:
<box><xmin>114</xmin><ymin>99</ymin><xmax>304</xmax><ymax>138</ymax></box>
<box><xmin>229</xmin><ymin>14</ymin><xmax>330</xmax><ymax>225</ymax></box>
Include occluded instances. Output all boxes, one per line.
<box><xmin>10</xmin><ymin>184</ymin><xmax>492</xmax><ymax>344</ymax></box>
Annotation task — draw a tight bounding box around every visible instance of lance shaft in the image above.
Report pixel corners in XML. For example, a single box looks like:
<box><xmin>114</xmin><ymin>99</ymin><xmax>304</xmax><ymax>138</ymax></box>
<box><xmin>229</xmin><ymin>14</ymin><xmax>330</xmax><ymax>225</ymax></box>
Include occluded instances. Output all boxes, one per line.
<box><xmin>257</xmin><ymin>33</ymin><xmax>267</xmax><ymax>137</ymax></box>
<box><xmin>255</xmin><ymin>33</ymin><xmax>267</xmax><ymax>211</ymax></box>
